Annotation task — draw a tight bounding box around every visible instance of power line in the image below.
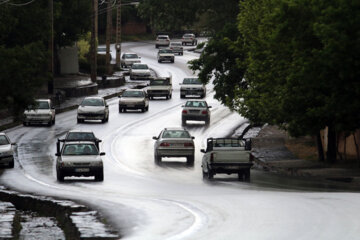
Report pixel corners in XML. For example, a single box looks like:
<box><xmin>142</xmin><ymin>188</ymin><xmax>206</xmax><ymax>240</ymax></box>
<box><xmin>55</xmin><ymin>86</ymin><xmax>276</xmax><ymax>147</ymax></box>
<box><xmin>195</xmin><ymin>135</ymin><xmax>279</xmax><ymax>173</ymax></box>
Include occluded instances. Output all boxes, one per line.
<box><xmin>1</xmin><ymin>0</ymin><xmax>36</xmax><ymax>6</ymax></box>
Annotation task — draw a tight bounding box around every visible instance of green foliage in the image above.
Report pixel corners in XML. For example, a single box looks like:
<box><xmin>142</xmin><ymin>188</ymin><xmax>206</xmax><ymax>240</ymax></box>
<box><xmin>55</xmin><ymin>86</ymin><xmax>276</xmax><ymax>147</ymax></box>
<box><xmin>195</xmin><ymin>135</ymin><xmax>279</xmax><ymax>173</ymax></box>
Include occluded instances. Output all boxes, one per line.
<box><xmin>0</xmin><ymin>43</ymin><xmax>48</xmax><ymax>116</ymax></box>
<box><xmin>77</xmin><ymin>32</ymin><xmax>91</xmax><ymax>62</ymax></box>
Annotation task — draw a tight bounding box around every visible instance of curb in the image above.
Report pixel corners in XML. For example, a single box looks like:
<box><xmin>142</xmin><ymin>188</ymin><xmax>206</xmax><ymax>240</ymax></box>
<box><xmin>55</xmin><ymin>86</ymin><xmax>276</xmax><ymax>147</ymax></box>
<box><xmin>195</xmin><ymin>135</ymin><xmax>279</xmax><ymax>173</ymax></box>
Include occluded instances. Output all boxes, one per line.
<box><xmin>0</xmin><ymin>186</ymin><xmax>119</xmax><ymax>239</ymax></box>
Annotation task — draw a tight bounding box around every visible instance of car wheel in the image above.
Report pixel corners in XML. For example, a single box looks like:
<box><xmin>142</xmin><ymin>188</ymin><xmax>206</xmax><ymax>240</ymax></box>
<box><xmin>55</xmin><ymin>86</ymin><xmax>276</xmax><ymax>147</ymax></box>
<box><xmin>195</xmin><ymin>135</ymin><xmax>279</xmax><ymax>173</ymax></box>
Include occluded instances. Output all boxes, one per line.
<box><xmin>57</xmin><ymin>170</ymin><xmax>64</xmax><ymax>182</ymax></box>
<box><xmin>77</xmin><ymin>118</ymin><xmax>82</xmax><ymax>124</ymax></box>
<box><xmin>182</xmin><ymin>119</ymin><xmax>186</xmax><ymax>126</ymax></box>
<box><xmin>95</xmin><ymin>171</ymin><xmax>104</xmax><ymax>181</ymax></box>
<box><xmin>102</xmin><ymin>117</ymin><xmax>106</xmax><ymax>123</ymax></box>
<box><xmin>52</xmin><ymin>117</ymin><xmax>56</xmax><ymax>125</ymax></box>
<box><xmin>158</xmin><ymin>60</ymin><xmax>161</xmax><ymax>63</ymax></box>
<box><xmin>154</xmin><ymin>153</ymin><xmax>161</xmax><ymax>165</ymax></box>
<box><xmin>238</xmin><ymin>170</ymin><xmax>245</xmax><ymax>181</ymax></box>
<box><xmin>23</xmin><ymin>122</ymin><xmax>28</xmax><ymax>126</ymax></box>
<box><xmin>8</xmin><ymin>160</ymin><xmax>14</xmax><ymax>168</ymax></box>
<box><xmin>244</xmin><ymin>169</ymin><xmax>250</xmax><ymax>182</ymax></box>
<box><xmin>187</xmin><ymin>156</ymin><xmax>194</xmax><ymax>165</ymax></box>
<box><xmin>169</xmin><ymin>94</ymin><xmax>172</xmax><ymax>99</ymax></box>
<box><xmin>205</xmin><ymin>119</ymin><xmax>210</xmax><ymax>126</ymax></box>
<box><xmin>165</xmin><ymin>95</ymin><xmax>168</xmax><ymax>100</ymax></box>
<box><xmin>146</xmin><ymin>106</ymin><xmax>149</xmax><ymax>111</ymax></box>
<box><xmin>207</xmin><ymin>170</ymin><xmax>214</xmax><ymax>180</ymax></box>
<box><xmin>180</xmin><ymin>94</ymin><xmax>185</xmax><ymax>99</ymax></box>
<box><xmin>202</xmin><ymin>170</ymin><xmax>207</xmax><ymax>179</ymax></box>
<box><xmin>141</xmin><ymin>107</ymin><xmax>145</xmax><ymax>113</ymax></box>
<box><xmin>47</xmin><ymin>120</ymin><xmax>52</xmax><ymax>127</ymax></box>
<box><xmin>171</xmin><ymin>59</ymin><xmax>174</xmax><ymax>63</ymax></box>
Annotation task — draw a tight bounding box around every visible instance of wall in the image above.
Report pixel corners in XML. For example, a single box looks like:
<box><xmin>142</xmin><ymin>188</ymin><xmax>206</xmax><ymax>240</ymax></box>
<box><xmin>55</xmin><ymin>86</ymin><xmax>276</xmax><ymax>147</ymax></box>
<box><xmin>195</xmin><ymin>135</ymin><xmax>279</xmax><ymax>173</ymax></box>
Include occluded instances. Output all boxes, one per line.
<box><xmin>58</xmin><ymin>46</ymin><xmax>79</xmax><ymax>74</ymax></box>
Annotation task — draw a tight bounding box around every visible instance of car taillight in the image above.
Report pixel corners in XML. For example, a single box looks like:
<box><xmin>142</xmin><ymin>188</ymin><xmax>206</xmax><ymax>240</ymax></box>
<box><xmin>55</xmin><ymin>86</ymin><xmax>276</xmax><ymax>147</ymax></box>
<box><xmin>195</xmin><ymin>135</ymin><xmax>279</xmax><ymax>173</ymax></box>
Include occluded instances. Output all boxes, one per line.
<box><xmin>160</xmin><ymin>142</ymin><xmax>170</xmax><ymax>147</ymax></box>
<box><xmin>182</xmin><ymin>110</ymin><xmax>188</xmax><ymax>114</ymax></box>
<box><xmin>201</xmin><ymin>110</ymin><xmax>208</xmax><ymax>115</ymax></box>
<box><xmin>184</xmin><ymin>142</ymin><xmax>194</xmax><ymax>147</ymax></box>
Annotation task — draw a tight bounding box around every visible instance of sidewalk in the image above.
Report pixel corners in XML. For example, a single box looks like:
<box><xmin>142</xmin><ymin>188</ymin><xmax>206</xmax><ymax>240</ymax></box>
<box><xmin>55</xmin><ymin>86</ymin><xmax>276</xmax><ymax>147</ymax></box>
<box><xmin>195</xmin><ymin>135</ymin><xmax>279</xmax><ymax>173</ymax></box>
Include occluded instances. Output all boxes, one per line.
<box><xmin>251</xmin><ymin>125</ymin><xmax>360</xmax><ymax>188</ymax></box>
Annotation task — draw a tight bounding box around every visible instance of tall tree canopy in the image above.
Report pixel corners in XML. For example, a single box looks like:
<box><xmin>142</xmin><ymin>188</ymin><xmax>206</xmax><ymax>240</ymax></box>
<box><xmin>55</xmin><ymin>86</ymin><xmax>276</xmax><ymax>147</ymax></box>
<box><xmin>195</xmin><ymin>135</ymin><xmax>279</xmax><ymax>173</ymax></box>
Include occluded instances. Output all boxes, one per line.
<box><xmin>190</xmin><ymin>0</ymin><xmax>360</xmax><ymax>162</ymax></box>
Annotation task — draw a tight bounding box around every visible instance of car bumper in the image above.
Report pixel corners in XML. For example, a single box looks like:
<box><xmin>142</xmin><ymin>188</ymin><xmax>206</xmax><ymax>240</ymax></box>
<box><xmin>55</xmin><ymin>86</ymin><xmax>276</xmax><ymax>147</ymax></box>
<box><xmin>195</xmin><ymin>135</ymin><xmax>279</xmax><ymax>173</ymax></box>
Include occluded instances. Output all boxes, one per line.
<box><xmin>0</xmin><ymin>155</ymin><xmax>14</xmax><ymax>165</ymax></box>
<box><xmin>208</xmin><ymin>162</ymin><xmax>253</xmax><ymax>173</ymax></box>
<box><xmin>58</xmin><ymin>166</ymin><xmax>103</xmax><ymax>177</ymax></box>
<box><xmin>147</xmin><ymin>90</ymin><xmax>170</xmax><ymax>97</ymax></box>
<box><xmin>158</xmin><ymin>57</ymin><xmax>174</xmax><ymax>62</ymax></box>
<box><xmin>130</xmin><ymin>74</ymin><xmax>151</xmax><ymax>80</ymax></box>
<box><xmin>157</xmin><ymin>149</ymin><xmax>194</xmax><ymax>158</ymax></box>
<box><xmin>77</xmin><ymin>113</ymin><xmax>105</xmax><ymax>120</ymax></box>
<box><xmin>119</xmin><ymin>104</ymin><xmax>146</xmax><ymax>110</ymax></box>
<box><xmin>24</xmin><ymin>116</ymin><xmax>52</xmax><ymax>124</ymax></box>
<box><xmin>181</xmin><ymin>89</ymin><xmax>205</xmax><ymax>96</ymax></box>
<box><xmin>182</xmin><ymin>115</ymin><xmax>209</xmax><ymax>122</ymax></box>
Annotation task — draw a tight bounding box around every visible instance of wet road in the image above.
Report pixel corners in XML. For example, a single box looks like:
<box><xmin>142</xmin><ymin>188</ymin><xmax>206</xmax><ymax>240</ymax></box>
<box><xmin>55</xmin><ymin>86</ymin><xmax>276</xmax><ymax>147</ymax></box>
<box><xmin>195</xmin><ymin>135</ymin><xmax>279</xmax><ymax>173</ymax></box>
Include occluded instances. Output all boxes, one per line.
<box><xmin>1</xmin><ymin>42</ymin><xmax>360</xmax><ymax>240</ymax></box>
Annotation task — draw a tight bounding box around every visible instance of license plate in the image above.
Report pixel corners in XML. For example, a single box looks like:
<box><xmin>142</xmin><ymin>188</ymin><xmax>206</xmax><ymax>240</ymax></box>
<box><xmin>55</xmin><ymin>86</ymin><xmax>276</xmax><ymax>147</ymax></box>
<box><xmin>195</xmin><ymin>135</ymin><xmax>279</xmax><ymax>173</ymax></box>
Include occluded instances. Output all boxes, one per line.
<box><xmin>127</xmin><ymin>104</ymin><xmax>135</xmax><ymax>108</ymax></box>
<box><xmin>75</xmin><ymin>168</ymin><xmax>90</xmax><ymax>173</ymax></box>
<box><xmin>171</xmin><ymin>143</ymin><xmax>183</xmax><ymax>147</ymax></box>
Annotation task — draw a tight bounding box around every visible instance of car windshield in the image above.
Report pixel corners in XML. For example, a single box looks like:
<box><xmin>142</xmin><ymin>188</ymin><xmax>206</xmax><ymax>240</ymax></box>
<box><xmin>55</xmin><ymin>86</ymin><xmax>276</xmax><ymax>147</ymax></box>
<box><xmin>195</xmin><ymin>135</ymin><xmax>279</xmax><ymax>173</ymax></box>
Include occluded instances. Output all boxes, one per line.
<box><xmin>122</xmin><ymin>91</ymin><xmax>145</xmax><ymax>98</ymax></box>
<box><xmin>162</xmin><ymin>130</ymin><xmax>190</xmax><ymax>139</ymax></box>
<box><xmin>62</xmin><ymin>144</ymin><xmax>99</xmax><ymax>156</ymax></box>
<box><xmin>183</xmin><ymin>78</ymin><xmax>202</xmax><ymax>84</ymax></box>
<box><xmin>213</xmin><ymin>139</ymin><xmax>244</xmax><ymax>147</ymax></box>
<box><xmin>81</xmin><ymin>98</ymin><xmax>104</xmax><ymax>106</ymax></box>
<box><xmin>0</xmin><ymin>135</ymin><xmax>10</xmax><ymax>145</ymax></box>
<box><xmin>158</xmin><ymin>36</ymin><xmax>168</xmax><ymax>40</ymax></box>
<box><xmin>66</xmin><ymin>132</ymin><xmax>96</xmax><ymax>141</ymax></box>
<box><xmin>171</xmin><ymin>43</ymin><xmax>181</xmax><ymax>46</ymax></box>
<box><xmin>30</xmin><ymin>101</ymin><xmax>50</xmax><ymax>109</ymax></box>
<box><xmin>159</xmin><ymin>49</ymin><xmax>172</xmax><ymax>53</ymax></box>
<box><xmin>124</xmin><ymin>54</ymin><xmax>138</xmax><ymax>59</ymax></box>
<box><xmin>150</xmin><ymin>79</ymin><xmax>168</xmax><ymax>86</ymax></box>
<box><xmin>185</xmin><ymin>101</ymin><xmax>207</xmax><ymax>108</ymax></box>
<box><xmin>97</xmin><ymin>47</ymin><xmax>106</xmax><ymax>52</ymax></box>
<box><xmin>132</xmin><ymin>64</ymin><xmax>148</xmax><ymax>70</ymax></box>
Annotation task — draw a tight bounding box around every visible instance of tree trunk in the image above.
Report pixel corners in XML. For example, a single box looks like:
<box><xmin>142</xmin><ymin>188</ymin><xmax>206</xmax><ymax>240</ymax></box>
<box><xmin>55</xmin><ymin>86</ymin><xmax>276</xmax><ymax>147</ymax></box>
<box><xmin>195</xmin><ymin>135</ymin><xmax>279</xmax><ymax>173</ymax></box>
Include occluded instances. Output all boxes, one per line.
<box><xmin>326</xmin><ymin>124</ymin><xmax>337</xmax><ymax>164</ymax></box>
<box><xmin>316</xmin><ymin>132</ymin><xmax>325</xmax><ymax>162</ymax></box>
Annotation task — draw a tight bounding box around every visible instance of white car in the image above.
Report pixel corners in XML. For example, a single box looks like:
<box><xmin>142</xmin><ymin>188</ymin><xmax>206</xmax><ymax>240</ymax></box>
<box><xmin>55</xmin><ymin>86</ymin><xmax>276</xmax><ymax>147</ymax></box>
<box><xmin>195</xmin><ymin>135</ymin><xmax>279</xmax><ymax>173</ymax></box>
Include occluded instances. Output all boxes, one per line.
<box><xmin>0</xmin><ymin>133</ymin><xmax>15</xmax><ymax>168</ymax></box>
<box><xmin>169</xmin><ymin>42</ymin><xmax>183</xmax><ymax>55</ymax></box>
<box><xmin>180</xmin><ymin>77</ymin><xmax>206</xmax><ymax>98</ymax></box>
<box><xmin>181</xmin><ymin>33</ymin><xmax>197</xmax><ymax>46</ymax></box>
<box><xmin>77</xmin><ymin>97</ymin><xmax>109</xmax><ymax>123</ymax></box>
<box><xmin>118</xmin><ymin>89</ymin><xmax>149</xmax><ymax>113</ymax></box>
<box><xmin>147</xmin><ymin>77</ymin><xmax>172</xmax><ymax>100</ymax></box>
<box><xmin>155</xmin><ymin>35</ymin><xmax>170</xmax><ymax>48</ymax></box>
<box><xmin>181</xmin><ymin>100</ymin><xmax>211</xmax><ymax>125</ymax></box>
<box><xmin>130</xmin><ymin>63</ymin><xmax>151</xmax><ymax>80</ymax></box>
<box><xmin>55</xmin><ymin>141</ymin><xmax>104</xmax><ymax>182</ymax></box>
<box><xmin>23</xmin><ymin>99</ymin><xmax>56</xmax><ymax>126</ymax></box>
<box><xmin>152</xmin><ymin>128</ymin><xmax>195</xmax><ymax>165</ymax></box>
<box><xmin>157</xmin><ymin>49</ymin><xmax>175</xmax><ymax>63</ymax></box>
<box><xmin>120</xmin><ymin>53</ymin><xmax>141</xmax><ymax>68</ymax></box>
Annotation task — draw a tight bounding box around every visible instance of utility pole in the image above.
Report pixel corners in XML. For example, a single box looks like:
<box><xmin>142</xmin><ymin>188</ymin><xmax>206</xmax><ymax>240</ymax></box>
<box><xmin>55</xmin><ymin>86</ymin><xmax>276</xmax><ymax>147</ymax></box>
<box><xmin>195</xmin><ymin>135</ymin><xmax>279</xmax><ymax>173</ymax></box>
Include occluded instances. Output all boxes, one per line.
<box><xmin>90</xmin><ymin>0</ymin><xmax>97</xmax><ymax>82</ymax></box>
<box><xmin>105</xmin><ymin>0</ymin><xmax>112</xmax><ymax>75</ymax></box>
<box><xmin>48</xmin><ymin>0</ymin><xmax>54</xmax><ymax>94</ymax></box>
<box><xmin>95</xmin><ymin>0</ymin><xmax>98</xmax><ymax>42</ymax></box>
<box><xmin>115</xmin><ymin>0</ymin><xmax>121</xmax><ymax>67</ymax></box>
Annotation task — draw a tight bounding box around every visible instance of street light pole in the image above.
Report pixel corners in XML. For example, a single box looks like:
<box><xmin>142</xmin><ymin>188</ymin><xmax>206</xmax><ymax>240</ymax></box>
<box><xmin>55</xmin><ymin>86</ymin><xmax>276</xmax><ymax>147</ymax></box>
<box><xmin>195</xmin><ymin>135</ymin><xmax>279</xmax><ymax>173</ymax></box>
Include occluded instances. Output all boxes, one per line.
<box><xmin>115</xmin><ymin>0</ymin><xmax>121</xmax><ymax>67</ymax></box>
<box><xmin>90</xmin><ymin>0</ymin><xmax>97</xmax><ymax>82</ymax></box>
<box><xmin>48</xmin><ymin>0</ymin><xmax>54</xmax><ymax>94</ymax></box>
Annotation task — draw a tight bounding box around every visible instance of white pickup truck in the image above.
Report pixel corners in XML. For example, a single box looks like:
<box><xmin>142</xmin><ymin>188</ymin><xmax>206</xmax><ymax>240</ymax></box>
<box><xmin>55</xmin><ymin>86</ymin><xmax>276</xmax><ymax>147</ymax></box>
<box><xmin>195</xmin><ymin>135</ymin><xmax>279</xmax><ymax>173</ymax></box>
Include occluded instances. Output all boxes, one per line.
<box><xmin>201</xmin><ymin>138</ymin><xmax>252</xmax><ymax>181</ymax></box>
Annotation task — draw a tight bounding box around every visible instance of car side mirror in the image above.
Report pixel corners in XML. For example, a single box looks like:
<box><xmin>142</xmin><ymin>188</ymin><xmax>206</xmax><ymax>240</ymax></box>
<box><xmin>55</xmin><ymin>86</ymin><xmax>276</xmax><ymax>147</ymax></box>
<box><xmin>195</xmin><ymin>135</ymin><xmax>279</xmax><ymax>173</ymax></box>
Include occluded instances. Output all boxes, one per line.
<box><xmin>55</xmin><ymin>153</ymin><xmax>60</xmax><ymax>157</ymax></box>
<box><xmin>11</xmin><ymin>143</ymin><xmax>16</xmax><ymax>146</ymax></box>
<box><xmin>152</xmin><ymin>136</ymin><xmax>158</xmax><ymax>140</ymax></box>
<box><xmin>181</xmin><ymin>105</ymin><xmax>184</xmax><ymax>107</ymax></box>
<box><xmin>208</xmin><ymin>106</ymin><xmax>212</xmax><ymax>108</ymax></box>
<box><xmin>191</xmin><ymin>136</ymin><xmax>195</xmax><ymax>139</ymax></box>
<box><xmin>100</xmin><ymin>152</ymin><xmax>106</xmax><ymax>156</ymax></box>
<box><xmin>200</xmin><ymin>149</ymin><xmax>206</xmax><ymax>153</ymax></box>
<box><xmin>179</xmin><ymin>83</ymin><xmax>182</xmax><ymax>85</ymax></box>
<box><xmin>118</xmin><ymin>95</ymin><xmax>121</xmax><ymax>98</ymax></box>
<box><xmin>105</xmin><ymin>105</ymin><xmax>109</xmax><ymax>108</ymax></box>
<box><xmin>245</xmin><ymin>139</ymin><xmax>252</xmax><ymax>151</ymax></box>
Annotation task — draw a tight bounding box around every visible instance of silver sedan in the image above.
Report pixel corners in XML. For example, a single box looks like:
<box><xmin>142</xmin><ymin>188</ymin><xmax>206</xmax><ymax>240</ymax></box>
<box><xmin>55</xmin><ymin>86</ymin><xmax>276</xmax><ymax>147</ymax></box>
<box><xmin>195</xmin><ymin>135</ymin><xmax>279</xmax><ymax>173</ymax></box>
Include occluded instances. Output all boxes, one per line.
<box><xmin>182</xmin><ymin>100</ymin><xmax>211</xmax><ymax>125</ymax></box>
<box><xmin>153</xmin><ymin>128</ymin><xmax>195</xmax><ymax>165</ymax></box>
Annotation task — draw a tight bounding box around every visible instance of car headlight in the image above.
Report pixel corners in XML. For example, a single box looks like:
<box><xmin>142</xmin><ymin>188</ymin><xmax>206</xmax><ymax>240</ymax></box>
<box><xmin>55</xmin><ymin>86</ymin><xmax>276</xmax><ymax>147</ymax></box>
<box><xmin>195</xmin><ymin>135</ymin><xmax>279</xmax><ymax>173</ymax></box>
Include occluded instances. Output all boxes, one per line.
<box><xmin>91</xmin><ymin>161</ymin><xmax>103</xmax><ymax>167</ymax></box>
<box><xmin>2</xmin><ymin>151</ymin><xmax>13</xmax><ymax>156</ymax></box>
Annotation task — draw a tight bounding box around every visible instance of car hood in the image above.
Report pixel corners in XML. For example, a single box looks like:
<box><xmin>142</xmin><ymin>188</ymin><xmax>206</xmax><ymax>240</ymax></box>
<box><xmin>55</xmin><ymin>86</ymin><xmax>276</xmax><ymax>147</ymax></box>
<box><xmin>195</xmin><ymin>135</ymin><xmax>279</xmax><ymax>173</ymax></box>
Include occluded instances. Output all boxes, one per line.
<box><xmin>61</xmin><ymin>155</ymin><xmax>102</xmax><ymax>162</ymax></box>
<box><xmin>131</xmin><ymin>69</ymin><xmax>150</xmax><ymax>74</ymax></box>
<box><xmin>181</xmin><ymin>84</ymin><xmax>204</xmax><ymax>89</ymax></box>
<box><xmin>119</xmin><ymin>97</ymin><xmax>145</xmax><ymax>103</ymax></box>
<box><xmin>159</xmin><ymin>53</ymin><xmax>174</xmax><ymax>57</ymax></box>
<box><xmin>78</xmin><ymin>106</ymin><xmax>105</xmax><ymax>113</ymax></box>
<box><xmin>148</xmin><ymin>85</ymin><xmax>171</xmax><ymax>90</ymax></box>
<box><xmin>24</xmin><ymin>109</ymin><xmax>51</xmax><ymax>114</ymax></box>
<box><xmin>0</xmin><ymin>144</ymin><xmax>12</xmax><ymax>153</ymax></box>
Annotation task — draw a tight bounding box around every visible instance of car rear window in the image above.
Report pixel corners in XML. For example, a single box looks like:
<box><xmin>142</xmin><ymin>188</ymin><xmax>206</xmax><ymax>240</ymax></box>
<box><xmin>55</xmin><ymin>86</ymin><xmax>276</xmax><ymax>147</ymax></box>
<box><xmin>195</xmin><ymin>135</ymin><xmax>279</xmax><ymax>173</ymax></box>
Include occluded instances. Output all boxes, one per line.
<box><xmin>122</xmin><ymin>91</ymin><xmax>145</xmax><ymax>98</ymax></box>
<box><xmin>63</xmin><ymin>144</ymin><xmax>99</xmax><ymax>155</ymax></box>
<box><xmin>132</xmin><ymin>64</ymin><xmax>148</xmax><ymax>70</ymax></box>
<box><xmin>66</xmin><ymin>132</ymin><xmax>96</xmax><ymax>141</ymax></box>
<box><xmin>158</xmin><ymin>36</ymin><xmax>169</xmax><ymax>40</ymax></box>
<box><xmin>124</xmin><ymin>54</ymin><xmax>138</xmax><ymax>59</ymax></box>
<box><xmin>159</xmin><ymin>49</ymin><xmax>172</xmax><ymax>53</ymax></box>
<box><xmin>185</xmin><ymin>101</ymin><xmax>207</xmax><ymax>108</ymax></box>
<box><xmin>183</xmin><ymin>78</ymin><xmax>202</xmax><ymax>84</ymax></box>
<box><xmin>81</xmin><ymin>98</ymin><xmax>104</xmax><ymax>106</ymax></box>
<box><xmin>213</xmin><ymin>139</ymin><xmax>244</xmax><ymax>147</ymax></box>
<box><xmin>150</xmin><ymin>79</ymin><xmax>168</xmax><ymax>86</ymax></box>
<box><xmin>0</xmin><ymin>135</ymin><xmax>10</xmax><ymax>145</ymax></box>
<box><xmin>162</xmin><ymin>130</ymin><xmax>190</xmax><ymax>139</ymax></box>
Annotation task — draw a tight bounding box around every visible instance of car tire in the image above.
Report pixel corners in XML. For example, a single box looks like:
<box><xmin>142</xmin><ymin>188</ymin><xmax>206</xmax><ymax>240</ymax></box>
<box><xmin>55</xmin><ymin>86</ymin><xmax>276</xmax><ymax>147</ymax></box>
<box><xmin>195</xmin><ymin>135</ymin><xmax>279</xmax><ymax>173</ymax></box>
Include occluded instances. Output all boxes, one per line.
<box><xmin>171</xmin><ymin>59</ymin><xmax>174</xmax><ymax>63</ymax></box>
<box><xmin>205</xmin><ymin>119</ymin><xmax>210</xmax><ymax>126</ymax></box>
<box><xmin>238</xmin><ymin>170</ymin><xmax>245</xmax><ymax>181</ymax></box>
<box><xmin>77</xmin><ymin>118</ymin><xmax>82</xmax><ymax>124</ymax></box>
<box><xmin>158</xmin><ymin>60</ymin><xmax>161</xmax><ymax>63</ymax></box>
<box><xmin>165</xmin><ymin>95</ymin><xmax>169</xmax><ymax>100</ymax></box>
<box><xmin>207</xmin><ymin>170</ymin><xmax>214</xmax><ymax>180</ymax></box>
<box><xmin>57</xmin><ymin>170</ymin><xmax>64</xmax><ymax>182</ymax></box>
<box><xmin>187</xmin><ymin>156</ymin><xmax>194</xmax><ymax>165</ymax></box>
<box><xmin>169</xmin><ymin>94</ymin><xmax>172</xmax><ymax>99</ymax></box>
<box><xmin>244</xmin><ymin>169</ymin><xmax>250</xmax><ymax>182</ymax></box>
<box><xmin>102</xmin><ymin>117</ymin><xmax>106</xmax><ymax>123</ymax></box>
<box><xmin>182</xmin><ymin>119</ymin><xmax>186</xmax><ymax>126</ymax></box>
<box><xmin>180</xmin><ymin>94</ymin><xmax>185</xmax><ymax>99</ymax></box>
<box><xmin>23</xmin><ymin>122</ymin><xmax>28</xmax><ymax>126</ymax></box>
<box><xmin>95</xmin><ymin>171</ymin><xmax>104</xmax><ymax>181</ymax></box>
<box><xmin>8</xmin><ymin>160</ymin><xmax>14</xmax><ymax>168</ymax></box>
<box><xmin>52</xmin><ymin>117</ymin><xmax>55</xmax><ymax>125</ymax></box>
<box><xmin>47</xmin><ymin>120</ymin><xmax>52</xmax><ymax>127</ymax></box>
<box><xmin>146</xmin><ymin>106</ymin><xmax>149</xmax><ymax>111</ymax></box>
<box><xmin>154</xmin><ymin>153</ymin><xmax>161</xmax><ymax>165</ymax></box>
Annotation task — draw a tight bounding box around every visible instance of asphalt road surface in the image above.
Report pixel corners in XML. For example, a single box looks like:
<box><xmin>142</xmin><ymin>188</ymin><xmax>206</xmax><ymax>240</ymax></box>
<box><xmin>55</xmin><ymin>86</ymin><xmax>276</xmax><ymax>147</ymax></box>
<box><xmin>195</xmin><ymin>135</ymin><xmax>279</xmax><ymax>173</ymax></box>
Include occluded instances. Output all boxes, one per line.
<box><xmin>1</xmin><ymin>41</ymin><xmax>360</xmax><ymax>240</ymax></box>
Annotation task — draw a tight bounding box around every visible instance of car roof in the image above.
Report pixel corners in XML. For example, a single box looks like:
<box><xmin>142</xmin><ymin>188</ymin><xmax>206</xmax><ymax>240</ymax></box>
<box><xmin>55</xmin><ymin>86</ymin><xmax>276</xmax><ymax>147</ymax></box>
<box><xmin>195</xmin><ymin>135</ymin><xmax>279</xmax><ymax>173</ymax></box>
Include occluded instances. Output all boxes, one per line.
<box><xmin>124</xmin><ymin>89</ymin><xmax>145</xmax><ymax>92</ymax></box>
<box><xmin>163</xmin><ymin>127</ymin><xmax>187</xmax><ymax>131</ymax></box>
<box><xmin>170</xmin><ymin>42</ymin><xmax>181</xmax><ymax>44</ymax></box>
<box><xmin>123</xmin><ymin>52</ymin><xmax>138</xmax><ymax>55</ymax></box>
<box><xmin>186</xmin><ymin>100</ymin><xmax>206</xmax><ymax>103</ymax></box>
<box><xmin>67</xmin><ymin>130</ymin><xmax>94</xmax><ymax>133</ymax></box>
<box><xmin>158</xmin><ymin>35</ymin><xmax>169</xmax><ymax>37</ymax></box>
<box><xmin>132</xmin><ymin>63</ymin><xmax>147</xmax><ymax>66</ymax></box>
<box><xmin>83</xmin><ymin>96</ymin><xmax>104</xmax><ymax>100</ymax></box>
<box><xmin>0</xmin><ymin>133</ymin><xmax>7</xmax><ymax>136</ymax></box>
<box><xmin>64</xmin><ymin>141</ymin><xmax>96</xmax><ymax>145</ymax></box>
<box><xmin>36</xmin><ymin>99</ymin><xmax>51</xmax><ymax>102</ymax></box>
